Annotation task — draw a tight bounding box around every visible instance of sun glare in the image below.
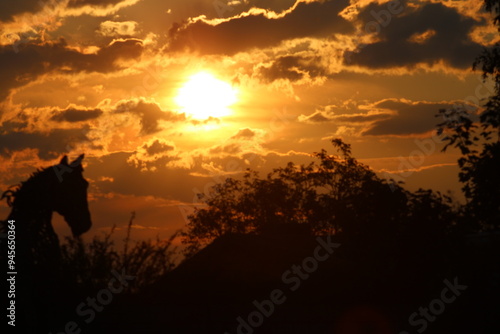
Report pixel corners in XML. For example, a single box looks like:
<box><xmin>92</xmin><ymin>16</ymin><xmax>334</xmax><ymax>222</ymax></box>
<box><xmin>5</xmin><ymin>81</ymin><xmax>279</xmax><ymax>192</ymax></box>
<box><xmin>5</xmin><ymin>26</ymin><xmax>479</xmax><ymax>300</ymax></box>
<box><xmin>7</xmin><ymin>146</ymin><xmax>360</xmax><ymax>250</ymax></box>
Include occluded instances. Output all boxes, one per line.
<box><xmin>175</xmin><ymin>72</ymin><xmax>238</xmax><ymax>119</ymax></box>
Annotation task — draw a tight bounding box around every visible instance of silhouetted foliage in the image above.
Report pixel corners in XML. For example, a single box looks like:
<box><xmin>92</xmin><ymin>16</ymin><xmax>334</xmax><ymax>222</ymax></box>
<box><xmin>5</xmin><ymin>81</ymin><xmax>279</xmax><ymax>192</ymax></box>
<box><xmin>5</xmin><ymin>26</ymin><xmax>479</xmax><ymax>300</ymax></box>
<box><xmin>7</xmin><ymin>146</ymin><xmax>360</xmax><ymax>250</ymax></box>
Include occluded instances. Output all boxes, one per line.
<box><xmin>182</xmin><ymin>139</ymin><xmax>457</xmax><ymax>256</ymax></box>
<box><xmin>60</xmin><ymin>213</ymin><xmax>179</xmax><ymax>293</ymax></box>
<box><xmin>484</xmin><ymin>0</ymin><xmax>500</xmax><ymax>29</ymax></box>
<box><xmin>436</xmin><ymin>1</ymin><xmax>500</xmax><ymax>231</ymax></box>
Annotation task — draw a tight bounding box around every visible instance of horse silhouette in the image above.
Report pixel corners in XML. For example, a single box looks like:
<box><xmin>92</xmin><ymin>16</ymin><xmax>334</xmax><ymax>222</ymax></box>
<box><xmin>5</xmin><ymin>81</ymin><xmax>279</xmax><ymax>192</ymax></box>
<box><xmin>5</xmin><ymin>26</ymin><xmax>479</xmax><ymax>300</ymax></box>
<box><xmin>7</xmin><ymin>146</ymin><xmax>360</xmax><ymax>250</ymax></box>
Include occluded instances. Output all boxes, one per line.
<box><xmin>1</xmin><ymin>154</ymin><xmax>92</xmax><ymax>332</ymax></box>
<box><xmin>2</xmin><ymin>154</ymin><xmax>91</xmax><ymax>264</ymax></box>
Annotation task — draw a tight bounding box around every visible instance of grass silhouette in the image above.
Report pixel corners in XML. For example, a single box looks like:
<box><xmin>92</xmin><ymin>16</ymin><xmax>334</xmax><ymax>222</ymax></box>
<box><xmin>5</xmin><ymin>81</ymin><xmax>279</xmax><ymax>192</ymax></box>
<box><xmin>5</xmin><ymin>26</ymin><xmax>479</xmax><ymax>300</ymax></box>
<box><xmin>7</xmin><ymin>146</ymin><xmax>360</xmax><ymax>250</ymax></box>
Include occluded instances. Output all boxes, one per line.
<box><xmin>59</xmin><ymin>212</ymin><xmax>179</xmax><ymax>294</ymax></box>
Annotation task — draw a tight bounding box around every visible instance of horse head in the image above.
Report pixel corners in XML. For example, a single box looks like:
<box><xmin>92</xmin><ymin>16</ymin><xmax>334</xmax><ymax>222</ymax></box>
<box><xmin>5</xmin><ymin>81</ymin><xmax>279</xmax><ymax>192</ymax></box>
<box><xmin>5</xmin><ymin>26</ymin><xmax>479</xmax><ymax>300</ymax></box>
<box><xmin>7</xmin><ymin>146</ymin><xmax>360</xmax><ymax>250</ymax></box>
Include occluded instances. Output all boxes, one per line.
<box><xmin>52</xmin><ymin>154</ymin><xmax>92</xmax><ymax>237</ymax></box>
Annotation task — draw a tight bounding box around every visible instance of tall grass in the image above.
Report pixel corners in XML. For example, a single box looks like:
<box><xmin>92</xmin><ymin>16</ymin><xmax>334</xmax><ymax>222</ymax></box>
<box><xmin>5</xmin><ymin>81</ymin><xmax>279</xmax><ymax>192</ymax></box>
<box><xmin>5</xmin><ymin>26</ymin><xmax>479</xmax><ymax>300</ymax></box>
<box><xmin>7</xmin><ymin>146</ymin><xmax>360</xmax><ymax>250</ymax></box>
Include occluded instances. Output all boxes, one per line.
<box><xmin>60</xmin><ymin>212</ymin><xmax>179</xmax><ymax>294</ymax></box>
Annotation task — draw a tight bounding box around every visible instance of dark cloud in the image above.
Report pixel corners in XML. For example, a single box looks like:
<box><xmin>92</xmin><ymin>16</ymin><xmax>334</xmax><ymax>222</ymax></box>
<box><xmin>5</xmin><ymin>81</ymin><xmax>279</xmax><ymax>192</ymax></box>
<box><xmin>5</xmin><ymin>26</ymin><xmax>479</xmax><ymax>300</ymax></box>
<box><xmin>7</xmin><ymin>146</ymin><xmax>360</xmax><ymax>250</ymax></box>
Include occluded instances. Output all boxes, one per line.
<box><xmin>167</xmin><ymin>0</ymin><xmax>353</xmax><ymax>55</ymax></box>
<box><xmin>87</xmin><ymin>152</ymin><xmax>199</xmax><ymax>202</ymax></box>
<box><xmin>115</xmin><ymin>100</ymin><xmax>185</xmax><ymax>135</ymax></box>
<box><xmin>334</xmin><ymin>113</ymin><xmax>391</xmax><ymax>123</ymax></box>
<box><xmin>364</xmin><ymin>99</ymin><xmax>476</xmax><ymax>136</ymax></box>
<box><xmin>190</xmin><ymin>116</ymin><xmax>220</xmax><ymax>126</ymax></box>
<box><xmin>0</xmin><ymin>0</ymin><xmax>40</xmax><ymax>22</ymax></box>
<box><xmin>0</xmin><ymin>38</ymin><xmax>143</xmax><ymax>101</ymax></box>
<box><xmin>299</xmin><ymin>109</ymin><xmax>391</xmax><ymax>124</ymax></box>
<box><xmin>0</xmin><ymin>119</ymin><xmax>29</xmax><ymax>133</ymax></box>
<box><xmin>298</xmin><ymin>111</ymin><xmax>330</xmax><ymax>123</ymax></box>
<box><xmin>249</xmin><ymin>0</ymin><xmax>296</xmax><ymax>13</ymax></box>
<box><xmin>0</xmin><ymin>0</ymin><xmax>128</xmax><ymax>22</ymax></box>
<box><xmin>209</xmin><ymin>143</ymin><xmax>241</xmax><ymax>155</ymax></box>
<box><xmin>67</xmin><ymin>0</ymin><xmax>125</xmax><ymax>8</ymax></box>
<box><xmin>0</xmin><ymin>99</ymin><xmax>183</xmax><ymax>161</ymax></box>
<box><xmin>0</xmin><ymin>125</ymin><xmax>97</xmax><ymax>160</ymax></box>
<box><xmin>258</xmin><ymin>55</ymin><xmax>326</xmax><ymax>82</ymax></box>
<box><xmin>374</xmin><ymin>99</ymin><xmax>409</xmax><ymax>111</ymax></box>
<box><xmin>231</xmin><ymin>128</ymin><xmax>255</xmax><ymax>139</ymax></box>
<box><xmin>87</xmin><ymin>151</ymin><xmax>301</xmax><ymax>204</ymax></box>
<box><xmin>349</xmin><ymin>2</ymin><xmax>484</xmax><ymax>69</ymax></box>
<box><xmin>86</xmin><ymin>152</ymin><xmax>262</xmax><ymax>202</ymax></box>
<box><xmin>143</xmin><ymin>140</ymin><xmax>175</xmax><ymax>156</ymax></box>
<box><xmin>51</xmin><ymin>108</ymin><xmax>103</xmax><ymax>122</ymax></box>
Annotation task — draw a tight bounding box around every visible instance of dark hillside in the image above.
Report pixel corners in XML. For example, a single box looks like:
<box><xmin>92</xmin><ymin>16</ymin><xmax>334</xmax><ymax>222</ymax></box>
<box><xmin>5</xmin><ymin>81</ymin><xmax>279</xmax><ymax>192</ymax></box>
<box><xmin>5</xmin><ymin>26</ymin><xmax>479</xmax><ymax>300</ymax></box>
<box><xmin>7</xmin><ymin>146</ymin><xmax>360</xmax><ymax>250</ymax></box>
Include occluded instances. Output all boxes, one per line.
<box><xmin>91</xmin><ymin>229</ymin><xmax>500</xmax><ymax>334</ymax></box>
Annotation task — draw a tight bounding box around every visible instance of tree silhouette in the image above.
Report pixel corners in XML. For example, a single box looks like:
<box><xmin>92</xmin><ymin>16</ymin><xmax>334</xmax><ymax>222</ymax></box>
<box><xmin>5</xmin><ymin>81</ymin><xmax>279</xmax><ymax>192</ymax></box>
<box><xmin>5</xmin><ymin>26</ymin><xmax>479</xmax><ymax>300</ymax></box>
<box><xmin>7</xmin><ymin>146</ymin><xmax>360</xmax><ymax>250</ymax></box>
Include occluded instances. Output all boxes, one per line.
<box><xmin>437</xmin><ymin>1</ymin><xmax>500</xmax><ymax>231</ymax></box>
<box><xmin>182</xmin><ymin>139</ymin><xmax>456</xmax><ymax>256</ymax></box>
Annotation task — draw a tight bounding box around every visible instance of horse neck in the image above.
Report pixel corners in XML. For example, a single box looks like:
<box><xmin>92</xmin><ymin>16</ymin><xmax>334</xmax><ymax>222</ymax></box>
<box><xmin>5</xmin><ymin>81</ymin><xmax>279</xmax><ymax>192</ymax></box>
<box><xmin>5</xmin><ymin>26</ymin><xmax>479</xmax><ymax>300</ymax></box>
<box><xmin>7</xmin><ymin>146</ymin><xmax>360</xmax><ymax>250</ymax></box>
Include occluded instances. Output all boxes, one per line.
<box><xmin>8</xmin><ymin>205</ymin><xmax>53</xmax><ymax>229</ymax></box>
<box><xmin>8</xmin><ymin>173</ymin><xmax>55</xmax><ymax>229</ymax></box>
<box><xmin>8</xmin><ymin>173</ymin><xmax>60</xmax><ymax>269</ymax></box>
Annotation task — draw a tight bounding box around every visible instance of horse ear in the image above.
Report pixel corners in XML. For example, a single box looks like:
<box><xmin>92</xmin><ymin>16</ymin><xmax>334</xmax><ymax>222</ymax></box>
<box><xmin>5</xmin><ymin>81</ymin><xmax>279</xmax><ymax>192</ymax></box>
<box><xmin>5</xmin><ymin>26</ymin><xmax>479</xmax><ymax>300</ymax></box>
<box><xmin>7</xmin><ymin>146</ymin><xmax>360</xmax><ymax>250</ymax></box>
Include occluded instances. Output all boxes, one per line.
<box><xmin>70</xmin><ymin>154</ymin><xmax>85</xmax><ymax>167</ymax></box>
<box><xmin>60</xmin><ymin>155</ymin><xmax>69</xmax><ymax>165</ymax></box>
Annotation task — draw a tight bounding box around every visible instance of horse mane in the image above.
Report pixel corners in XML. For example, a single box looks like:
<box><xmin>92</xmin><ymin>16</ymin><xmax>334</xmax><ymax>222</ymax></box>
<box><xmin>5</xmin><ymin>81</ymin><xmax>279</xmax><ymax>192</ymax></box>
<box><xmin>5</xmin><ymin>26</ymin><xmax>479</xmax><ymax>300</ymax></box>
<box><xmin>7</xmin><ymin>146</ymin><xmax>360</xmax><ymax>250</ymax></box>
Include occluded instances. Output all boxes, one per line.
<box><xmin>1</xmin><ymin>167</ymin><xmax>52</xmax><ymax>207</ymax></box>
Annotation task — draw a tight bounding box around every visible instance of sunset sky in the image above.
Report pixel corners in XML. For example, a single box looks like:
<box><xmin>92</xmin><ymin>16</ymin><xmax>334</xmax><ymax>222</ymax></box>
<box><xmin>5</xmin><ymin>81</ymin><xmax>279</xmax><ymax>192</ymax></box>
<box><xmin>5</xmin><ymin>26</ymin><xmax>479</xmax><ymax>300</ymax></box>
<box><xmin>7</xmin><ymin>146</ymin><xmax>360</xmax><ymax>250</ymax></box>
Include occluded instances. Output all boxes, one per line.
<box><xmin>0</xmin><ymin>0</ymin><xmax>497</xmax><ymax>243</ymax></box>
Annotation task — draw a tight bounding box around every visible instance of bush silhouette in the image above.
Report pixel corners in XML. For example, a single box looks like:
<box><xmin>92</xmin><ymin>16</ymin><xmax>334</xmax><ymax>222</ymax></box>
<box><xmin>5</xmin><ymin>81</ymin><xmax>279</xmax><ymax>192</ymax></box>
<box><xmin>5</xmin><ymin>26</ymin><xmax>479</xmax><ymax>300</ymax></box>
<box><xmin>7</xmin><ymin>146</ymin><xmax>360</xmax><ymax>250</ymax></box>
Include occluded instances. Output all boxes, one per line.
<box><xmin>182</xmin><ymin>138</ymin><xmax>458</xmax><ymax>257</ymax></box>
<box><xmin>60</xmin><ymin>212</ymin><xmax>179</xmax><ymax>294</ymax></box>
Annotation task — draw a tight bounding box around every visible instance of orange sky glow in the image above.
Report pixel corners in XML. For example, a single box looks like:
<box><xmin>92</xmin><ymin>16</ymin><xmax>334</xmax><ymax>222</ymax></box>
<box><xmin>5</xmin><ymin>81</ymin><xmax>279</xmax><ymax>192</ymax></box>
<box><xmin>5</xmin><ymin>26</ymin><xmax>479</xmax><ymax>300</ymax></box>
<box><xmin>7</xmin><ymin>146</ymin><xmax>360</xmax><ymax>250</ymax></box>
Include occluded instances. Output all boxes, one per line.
<box><xmin>0</xmin><ymin>0</ymin><xmax>496</xmax><ymax>244</ymax></box>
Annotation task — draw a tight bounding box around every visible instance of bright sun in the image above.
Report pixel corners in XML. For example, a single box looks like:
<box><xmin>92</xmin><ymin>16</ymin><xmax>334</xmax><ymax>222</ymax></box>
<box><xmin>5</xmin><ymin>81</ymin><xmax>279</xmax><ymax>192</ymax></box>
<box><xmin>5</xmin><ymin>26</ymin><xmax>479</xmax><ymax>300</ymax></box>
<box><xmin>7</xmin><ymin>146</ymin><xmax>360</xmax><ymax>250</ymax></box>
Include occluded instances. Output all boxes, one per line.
<box><xmin>175</xmin><ymin>72</ymin><xmax>238</xmax><ymax>119</ymax></box>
